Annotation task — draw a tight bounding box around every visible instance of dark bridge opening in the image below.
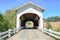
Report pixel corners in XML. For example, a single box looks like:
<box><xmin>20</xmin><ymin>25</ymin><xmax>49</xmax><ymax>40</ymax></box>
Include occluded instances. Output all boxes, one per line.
<box><xmin>20</xmin><ymin>13</ymin><xmax>40</xmax><ymax>29</ymax></box>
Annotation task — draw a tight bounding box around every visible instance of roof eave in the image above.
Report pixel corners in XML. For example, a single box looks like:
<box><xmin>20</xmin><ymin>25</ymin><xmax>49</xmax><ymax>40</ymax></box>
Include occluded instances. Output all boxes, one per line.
<box><xmin>14</xmin><ymin>2</ymin><xmax>44</xmax><ymax>12</ymax></box>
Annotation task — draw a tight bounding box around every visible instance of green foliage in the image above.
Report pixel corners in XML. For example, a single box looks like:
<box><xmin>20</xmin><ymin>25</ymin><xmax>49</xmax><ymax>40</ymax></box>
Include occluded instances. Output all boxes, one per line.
<box><xmin>45</xmin><ymin>16</ymin><xmax>60</xmax><ymax>22</ymax></box>
<box><xmin>46</xmin><ymin>22</ymin><xmax>52</xmax><ymax>29</ymax></box>
<box><xmin>4</xmin><ymin>10</ymin><xmax>16</xmax><ymax>29</ymax></box>
<box><xmin>0</xmin><ymin>9</ymin><xmax>16</xmax><ymax>32</ymax></box>
<box><xmin>55</xmin><ymin>27</ymin><xmax>60</xmax><ymax>32</ymax></box>
<box><xmin>0</xmin><ymin>14</ymin><xmax>9</xmax><ymax>32</ymax></box>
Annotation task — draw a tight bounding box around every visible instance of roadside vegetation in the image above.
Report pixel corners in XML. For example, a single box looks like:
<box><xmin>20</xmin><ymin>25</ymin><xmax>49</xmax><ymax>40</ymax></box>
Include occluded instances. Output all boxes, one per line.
<box><xmin>44</xmin><ymin>16</ymin><xmax>60</xmax><ymax>32</ymax></box>
<box><xmin>44</xmin><ymin>16</ymin><xmax>60</xmax><ymax>40</ymax></box>
<box><xmin>0</xmin><ymin>9</ymin><xmax>16</xmax><ymax>32</ymax></box>
<box><xmin>44</xmin><ymin>16</ymin><xmax>60</xmax><ymax>22</ymax></box>
<box><xmin>46</xmin><ymin>22</ymin><xmax>52</xmax><ymax>29</ymax></box>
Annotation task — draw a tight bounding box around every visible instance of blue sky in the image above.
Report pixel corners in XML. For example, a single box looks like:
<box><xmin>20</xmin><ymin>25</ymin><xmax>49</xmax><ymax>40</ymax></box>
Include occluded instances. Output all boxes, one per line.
<box><xmin>0</xmin><ymin>0</ymin><xmax>60</xmax><ymax>18</ymax></box>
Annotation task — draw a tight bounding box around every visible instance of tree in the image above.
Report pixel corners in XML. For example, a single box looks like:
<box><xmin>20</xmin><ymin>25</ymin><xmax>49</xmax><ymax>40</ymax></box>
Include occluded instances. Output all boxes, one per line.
<box><xmin>45</xmin><ymin>16</ymin><xmax>60</xmax><ymax>22</ymax></box>
<box><xmin>4</xmin><ymin>9</ymin><xmax>16</xmax><ymax>29</ymax></box>
<box><xmin>0</xmin><ymin>14</ymin><xmax>9</xmax><ymax>32</ymax></box>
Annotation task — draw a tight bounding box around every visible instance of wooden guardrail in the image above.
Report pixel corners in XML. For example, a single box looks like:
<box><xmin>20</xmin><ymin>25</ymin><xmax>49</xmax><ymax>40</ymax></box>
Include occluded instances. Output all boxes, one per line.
<box><xmin>43</xmin><ymin>28</ymin><xmax>60</xmax><ymax>39</ymax></box>
<box><xmin>0</xmin><ymin>28</ymin><xmax>21</xmax><ymax>40</ymax></box>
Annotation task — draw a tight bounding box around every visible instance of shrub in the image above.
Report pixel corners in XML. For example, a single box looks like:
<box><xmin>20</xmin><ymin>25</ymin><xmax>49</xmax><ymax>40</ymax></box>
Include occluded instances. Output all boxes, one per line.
<box><xmin>46</xmin><ymin>22</ymin><xmax>52</xmax><ymax>29</ymax></box>
<box><xmin>55</xmin><ymin>27</ymin><xmax>60</xmax><ymax>32</ymax></box>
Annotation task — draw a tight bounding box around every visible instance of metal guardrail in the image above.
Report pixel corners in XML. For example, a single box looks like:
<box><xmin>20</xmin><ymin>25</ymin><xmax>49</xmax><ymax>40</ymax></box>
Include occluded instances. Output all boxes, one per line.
<box><xmin>43</xmin><ymin>28</ymin><xmax>60</xmax><ymax>39</ymax></box>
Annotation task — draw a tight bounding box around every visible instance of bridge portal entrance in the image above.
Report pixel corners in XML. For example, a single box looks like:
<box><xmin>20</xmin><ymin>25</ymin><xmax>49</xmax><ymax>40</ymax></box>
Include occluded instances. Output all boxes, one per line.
<box><xmin>16</xmin><ymin>2</ymin><xmax>44</xmax><ymax>31</ymax></box>
<box><xmin>20</xmin><ymin>13</ymin><xmax>39</xmax><ymax>29</ymax></box>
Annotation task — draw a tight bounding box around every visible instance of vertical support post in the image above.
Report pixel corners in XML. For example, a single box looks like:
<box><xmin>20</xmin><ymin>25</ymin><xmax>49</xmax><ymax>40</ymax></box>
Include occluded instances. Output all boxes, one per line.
<box><xmin>38</xmin><ymin>15</ymin><xmax>43</xmax><ymax>32</ymax></box>
<box><xmin>18</xmin><ymin>20</ymin><xmax>21</xmax><ymax>31</ymax></box>
<box><xmin>16</xmin><ymin>14</ymin><xmax>21</xmax><ymax>32</ymax></box>
<box><xmin>0</xmin><ymin>32</ymin><xmax>2</xmax><ymax>40</ymax></box>
<box><xmin>16</xmin><ymin>14</ymin><xmax>20</xmax><ymax>32</ymax></box>
<box><xmin>8</xmin><ymin>29</ymin><xmax>11</xmax><ymax>37</ymax></box>
<box><xmin>49</xmin><ymin>29</ymin><xmax>52</xmax><ymax>33</ymax></box>
<box><xmin>13</xmin><ymin>28</ymin><xmax>16</xmax><ymax>34</ymax></box>
<box><xmin>0</xmin><ymin>32</ymin><xmax>1</xmax><ymax>37</ymax></box>
<box><xmin>41</xmin><ymin>16</ymin><xmax>43</xmax><ymax>32</ymax></box>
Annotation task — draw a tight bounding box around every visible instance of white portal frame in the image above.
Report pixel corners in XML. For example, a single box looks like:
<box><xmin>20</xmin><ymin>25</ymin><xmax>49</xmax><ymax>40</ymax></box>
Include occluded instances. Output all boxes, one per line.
<box><xmin>16</xmin><ymin>8</ymin><xmax>43</xmax><ymax>31</ymax></box>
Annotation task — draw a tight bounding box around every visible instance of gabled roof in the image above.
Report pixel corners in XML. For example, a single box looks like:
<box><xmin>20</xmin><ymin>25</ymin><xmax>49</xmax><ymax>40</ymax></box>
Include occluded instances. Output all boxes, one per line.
<box><xmin>14</xmin><ymin>2</ymin><xmax>44</xmax><ymax>13</ymax></box>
